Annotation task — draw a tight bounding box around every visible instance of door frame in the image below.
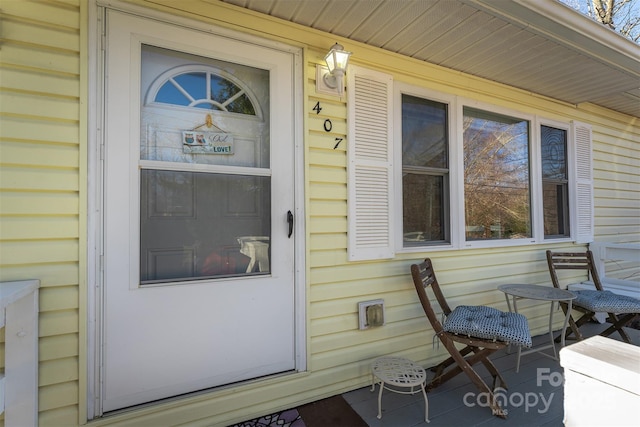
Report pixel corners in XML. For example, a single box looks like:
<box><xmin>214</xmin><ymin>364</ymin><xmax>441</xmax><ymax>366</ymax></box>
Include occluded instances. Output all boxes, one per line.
<box><xmin>86</xmin><ymin>1</ymin><xmax>306</xmax><ymax>419</ymax></box>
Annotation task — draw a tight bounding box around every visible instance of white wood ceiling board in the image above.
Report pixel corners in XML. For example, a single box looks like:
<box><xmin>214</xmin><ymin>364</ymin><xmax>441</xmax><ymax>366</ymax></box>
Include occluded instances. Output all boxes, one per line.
<box><xmin>366</xmin><ymin>1</ymin><xmax>441</xmax><ymax>51</ymax></box>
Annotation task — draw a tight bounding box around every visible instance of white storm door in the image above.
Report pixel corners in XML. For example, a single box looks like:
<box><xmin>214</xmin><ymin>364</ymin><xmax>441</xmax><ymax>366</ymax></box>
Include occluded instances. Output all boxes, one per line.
<box><xmin>102</xmin><ymin>11</ymin><xmax>296</xmax><ymax>412</ymax></box>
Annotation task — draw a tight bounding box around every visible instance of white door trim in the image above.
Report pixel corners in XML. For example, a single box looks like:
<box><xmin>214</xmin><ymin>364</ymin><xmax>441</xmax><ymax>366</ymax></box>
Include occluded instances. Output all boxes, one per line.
<box><xmin>86</xmin><ymin>1</ymin><xmax>306</xmax><ymax>419</ymax></box>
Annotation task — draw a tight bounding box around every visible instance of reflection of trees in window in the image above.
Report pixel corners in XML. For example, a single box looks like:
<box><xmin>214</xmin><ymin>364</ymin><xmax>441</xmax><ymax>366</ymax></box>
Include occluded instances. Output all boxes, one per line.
<box><xmin>210</xmin><ymin>75</ymin><xmax>255</xmax><ymax>114</ymax></box>
<box><xmin>463</xmin><ymin>107</ymin><xmax>531</xmax><ymax>240</ymax></box>
<box><xmin>155</xmin><ymin>71</ymin><xmax>256</xmax><ymax>115</ymax></box>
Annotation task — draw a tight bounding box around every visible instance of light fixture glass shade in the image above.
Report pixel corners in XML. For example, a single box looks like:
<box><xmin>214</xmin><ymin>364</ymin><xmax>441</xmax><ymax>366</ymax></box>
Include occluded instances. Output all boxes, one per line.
<box><xmin>324</xmin><ymin>43</ymin><xmax>351</xmax><ymax>75</ymax></box>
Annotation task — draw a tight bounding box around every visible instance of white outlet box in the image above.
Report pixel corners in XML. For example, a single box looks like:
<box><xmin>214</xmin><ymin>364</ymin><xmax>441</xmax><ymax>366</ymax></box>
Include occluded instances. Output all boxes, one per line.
<box><xmin>358</xmin><ymin>299</ymin><xmax>385</xmax><ymax>330</ymax></box>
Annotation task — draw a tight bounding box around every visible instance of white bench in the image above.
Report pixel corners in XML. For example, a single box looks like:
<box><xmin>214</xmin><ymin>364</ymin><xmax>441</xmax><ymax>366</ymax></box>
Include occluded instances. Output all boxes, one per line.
<box><xmin>560</xmin><ymin>335</ymin><xmax>640</xmax><ymax>426</ymax></box>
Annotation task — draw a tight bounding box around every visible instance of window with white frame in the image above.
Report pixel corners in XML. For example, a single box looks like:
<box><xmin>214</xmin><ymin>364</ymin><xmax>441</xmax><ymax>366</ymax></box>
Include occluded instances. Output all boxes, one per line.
<box><xmin>540</xmin><ymin>124</ymin><xmax>570</xmax><ymax>238</ymax></box>
<box><xmin>401</xmin><ymin>94</ymin><xmax>449</xmax><ymax>246</ymax></box>
<box><xmin>348</xmin><ymin>67</ymin><xmax>593</xmax><ymax>260</ymax></box>
<box><xmin>463</xmin><ymin>107</ymin><xmax>531</xmax><ymax>241</ymax></box>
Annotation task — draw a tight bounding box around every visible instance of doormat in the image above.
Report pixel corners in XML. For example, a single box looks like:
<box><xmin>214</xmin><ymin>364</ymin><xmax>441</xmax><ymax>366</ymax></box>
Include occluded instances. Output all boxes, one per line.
<box><xmin>296</xmin><ymin>395</ymin><xmax>369</xmax><ymax>427</ymax></box>
<box><xmin>229</xmin><ymin>408</ymin><xmax>305</xmax><ymax>427</ymax></box>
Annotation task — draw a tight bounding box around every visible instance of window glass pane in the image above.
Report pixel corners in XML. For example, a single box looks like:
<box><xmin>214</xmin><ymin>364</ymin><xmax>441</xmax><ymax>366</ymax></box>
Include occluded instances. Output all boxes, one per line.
<box><xmin>174</xmin><ymin>72</ymin><xmax>207</xmax><ymax>102</ymax></box>
<box><xmin>541</xmin><ymin>125</ymin><xmax>569</xmax><ymax>238</ymax></box>
<box><xmin>403</xmin><ymin>173</ymin><xmax>445</xmax><ymax>244</ymax></box>
<box><xmin>463</xmin><ymin>107</ymin><xmax>531</xmax><ymax>240</ymax></box>
<box><xmin>140</xmin><ymin>170</ymin><xmax>271</xmax><ymax>284</ymax></box>
<box><xmin>140</xmin><ymin>45</ymin><xmax>269</xmax><ymax>168</ymax></box>
<box><xmin>541</xmin><ymin>126</ymin><xmax>567</xmax><ymax>180</ymax></box>
<box><xmin>228</xmin><ymin>94</ymin><xmax>256</xmax><ymax>115</ymax></box>
<box><xmin>156</xmin><ymin>81</ymin><xmax>191</xmax><ymax>106</ymax></box>
<box><xmin>210</xmin><ymin>74</ymin><xmax>240</xmax><ymax>103</ymax></box>
<box><xmin>543</xmin><ymin>182</ymin><xmax>569</xmax><ymax>237</ymax></box>
<box><xmin>401</xmin><ymin>94</ymin><xmax>449</xmax><ymax>246</ymax></box>
<box><xmin>402</xmin><ymin>95</ymin><xmax>447</xmax><ymax>168</ymax></box>
<box><xmin>210</xmin><ymin>74</ymin><xmax>256</xmax><ymax>114</ymax></box>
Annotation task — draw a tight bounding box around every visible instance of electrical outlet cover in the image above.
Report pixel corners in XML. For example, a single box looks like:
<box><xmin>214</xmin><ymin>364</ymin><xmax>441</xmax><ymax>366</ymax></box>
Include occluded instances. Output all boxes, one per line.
<box><xmin>358</xmin><ymin>299</ymin><xmax>385</xmax><ymax>329</ymax></box>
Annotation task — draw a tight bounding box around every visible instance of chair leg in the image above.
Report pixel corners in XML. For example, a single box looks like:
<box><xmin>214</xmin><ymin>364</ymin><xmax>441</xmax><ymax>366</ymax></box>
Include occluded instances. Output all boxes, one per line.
<box><xmin>478</xmin><ymin>355</ymin><xmax>507</xmax><ymax>390</ymax></box>
<box><xmin>427</xmin><ymin>342</ymin><xmax>506</xmax><ymax>418</ymax></box>
<box><xmin>428</xmin><ymin>349</ymin><xmax>489</xmax><ymax>389</ymax></box>
<box><xmin>566</xmin><ymin>315</ymin><xmax>583</xmax><ymax>341</ymax></box>
<box><xmin>555</xmin><ymin>309</ymin><xmax>638</xmax><ymax>344</ymax></box>
<box><xmin>428</xmin><ymin>347</ymin><xmax>500</xmax><ymax>390</ymax></box>
<box><xmin>427</xmin><ymin>348</ymin><xmax>478</xmax><ymax>389</ymax></box>
<box><xmin>455</xmin><ymin>346</ymin><xmax>508</xmax><ymax>390</ymax></box>
<box><xmin>465</xmin><ymin>366</ymin><xmax>507</xmax><ymax>419</ymax></box>
<box><xmin>427</xmin><ymin>363</ymin><xmax>464</xmax><ymax>390</ymax></box>
<box><xmin>429</xmin><ymin>346</ymin><xmax>473</xmax><ymax>377</ymax></box>
<box><xmin>555</xmin><ymin>302</ymin><xmax>584</xmax><ymax>343</ymax></box>
<box><xmin>453</xmin><ymin>348</ymin><xmax>507</xmax><ymax>419</ymax></box>
<box><xmin>600</xmin><ymin>313</ymin><xmax>637</xmax><ymax>343</ymax></box>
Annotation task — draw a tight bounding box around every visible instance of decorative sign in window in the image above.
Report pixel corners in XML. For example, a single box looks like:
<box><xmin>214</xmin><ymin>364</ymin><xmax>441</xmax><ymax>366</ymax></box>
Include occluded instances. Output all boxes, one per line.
<box><xmin>182</xmin><ymin>114</ymin><xmax>234</xmax><ymax>155</ymax></box>
<box><xmin>182</xmin><ymin>130</ymin><xmax>234</xmax><ymax>155</ymax></box>
<box><xmin>141</xmin><ymin>47</ymin><xmax>268</xmax><ymax>166</ymax></box>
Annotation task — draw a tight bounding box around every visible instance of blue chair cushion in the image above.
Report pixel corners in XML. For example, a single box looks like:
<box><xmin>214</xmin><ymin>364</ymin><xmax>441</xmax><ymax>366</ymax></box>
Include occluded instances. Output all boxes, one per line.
<box><xmin>443</xmin><ymin>305</ymin><xmax>532</xmax><ymax>348</ymax></box>
<box><xmin>573</xmin><ymin>290</ymin><xmax>640</xmax><ymax>313</ymax></box>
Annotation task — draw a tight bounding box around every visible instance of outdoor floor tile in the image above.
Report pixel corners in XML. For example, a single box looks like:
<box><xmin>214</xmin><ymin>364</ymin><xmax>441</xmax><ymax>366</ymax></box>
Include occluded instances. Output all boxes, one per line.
<box><xmin>342</xmin><ymin>323</ymin><xmax>639</xmax><ymax>426</ymax></box>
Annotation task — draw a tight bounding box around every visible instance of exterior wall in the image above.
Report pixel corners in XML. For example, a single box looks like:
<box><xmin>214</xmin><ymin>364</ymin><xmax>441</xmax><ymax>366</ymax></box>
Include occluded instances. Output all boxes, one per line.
<box><xmin>590</xmin><ymin>105</ymin><xmax>639</xmax><ymax>243</ymax></box>
<box><xmin>0</xmin><ymin>0</ymin><xmax>637</xmax><ymax>426</ymax></box>
<box><xmin>588</xmin><ymin>104</ymin><xmax>640</xmax><ymax>281</ymax></box>
<box><xmin>0</xmin><ymin>0</ymin><xmax>85</xmax><ymax>425</ymax></box>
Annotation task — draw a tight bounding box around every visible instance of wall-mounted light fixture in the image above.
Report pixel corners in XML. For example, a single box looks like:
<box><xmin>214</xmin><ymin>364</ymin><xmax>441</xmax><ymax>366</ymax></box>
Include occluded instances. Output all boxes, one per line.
<box><xmin>316</xmin><ymin>42</ymin><xmax>352</xmax><ymax>96</ymax></box>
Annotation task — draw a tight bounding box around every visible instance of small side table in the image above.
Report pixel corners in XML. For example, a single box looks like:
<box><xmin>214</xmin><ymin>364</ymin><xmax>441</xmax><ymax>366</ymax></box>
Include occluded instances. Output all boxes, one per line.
<box><xmin>371</xmin><ymin>356</ymin><xmax>429</xmax><ymax>422</ymax></box>
<box><xmin>498</xmin><ymin>284</ymin><xmax>576</xmax><ymax>372</ymax></box>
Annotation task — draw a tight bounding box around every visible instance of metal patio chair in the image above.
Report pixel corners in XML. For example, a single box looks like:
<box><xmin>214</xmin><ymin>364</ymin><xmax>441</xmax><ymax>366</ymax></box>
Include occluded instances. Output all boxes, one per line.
<box><xmin>546</xmin><ymin>250</ymin><xmax>640</xmax><ymax>344</ymax></box>
<box><xmin>410</xmin><ymin>258</ymin><xmax>532</xmax><ymax>418</ymax></box>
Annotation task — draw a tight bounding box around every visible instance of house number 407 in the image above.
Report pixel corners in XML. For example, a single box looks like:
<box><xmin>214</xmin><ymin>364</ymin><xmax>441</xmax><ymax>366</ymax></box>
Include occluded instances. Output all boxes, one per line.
<box><xmin>314</xmin><ymin>101</ymin><xmax>343</xmax><ymax>149</ymax></box>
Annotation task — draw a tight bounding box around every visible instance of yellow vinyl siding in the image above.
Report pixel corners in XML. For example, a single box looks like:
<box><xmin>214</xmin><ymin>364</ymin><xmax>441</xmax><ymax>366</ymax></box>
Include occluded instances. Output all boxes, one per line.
<box><xmin>0</xmin><ymin>140</ymin><xmax>79</xmax><ymax>169</ymax></box>
<box><xmin>1</xmin><ymin>68</ymin><xmax>80</xmax><ymax>99</ymax></box>
<box><xmin>0</xmin><ymin>216</ymin><xmax>79</xmax><ymax>240</ymax></box>
<box><xmin>1</xmin><ymin>116</ymin><xmax>80</xmax><ymax>145</ymax></box>
<box><xmin>592</xmin><ymin>124</ymin><xmax>639</xmax><ymax>241</ymax></box>
<box><xmin>0</xmin><ymin>0</ymin><xmax>82</xmax><ymax>425</ymax></box>
<box><xmin>0</xmin><ymin>0</ymin><xmax>636</xmax><ymax>426</ymax></box>
<box><xmin>591</xmin><ymin>115</ymin><xmax>640</xmax><ymax>281</ymax></box>
<box><xmin>2</xmin><ymin>92</ymin><xmax>79</xmax><ymax>122</ymax></box>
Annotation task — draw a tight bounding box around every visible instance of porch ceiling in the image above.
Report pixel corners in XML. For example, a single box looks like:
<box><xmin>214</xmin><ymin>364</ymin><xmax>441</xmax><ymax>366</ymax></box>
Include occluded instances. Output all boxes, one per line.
<box><xmin>222</xmin><ymin>0</ymin><xmax>640</xmax><ymax>118</ymax></box>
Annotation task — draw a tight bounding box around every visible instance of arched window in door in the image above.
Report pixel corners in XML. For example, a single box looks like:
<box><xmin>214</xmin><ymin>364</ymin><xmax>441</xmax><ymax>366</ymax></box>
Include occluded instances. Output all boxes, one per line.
<box><xmin>145</xmin><ymin>65</ymin><xmax>261</xmax><ymax>117</ymax></box>
<box><xmin>140</xmin><ymin>47</ymin><xmax>269</xmax><ymax>168</ymax></box>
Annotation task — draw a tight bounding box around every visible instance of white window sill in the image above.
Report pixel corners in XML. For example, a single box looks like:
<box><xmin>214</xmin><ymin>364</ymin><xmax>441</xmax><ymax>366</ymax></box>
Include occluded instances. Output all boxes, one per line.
<box><xmin>398</xmin><ymin>237</ymin><xmax>576</xmax><ymax>254</ymax></box>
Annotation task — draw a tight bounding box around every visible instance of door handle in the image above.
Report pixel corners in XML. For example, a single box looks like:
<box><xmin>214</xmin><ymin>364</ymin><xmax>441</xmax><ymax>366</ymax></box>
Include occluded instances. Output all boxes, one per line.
<box><xmin>287</xmin><ymin>211</ymin><xmax>294</xmax><ymax>238</ymax></box>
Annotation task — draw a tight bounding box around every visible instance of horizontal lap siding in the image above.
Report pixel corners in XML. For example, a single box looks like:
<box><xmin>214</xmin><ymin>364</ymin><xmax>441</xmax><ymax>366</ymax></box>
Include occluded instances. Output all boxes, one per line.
<box><xmin>0</xmin><ymin>0</ymin><xmax>634</xmax><ymax>425</ymax></box>
<box><xmin>593</xmin><ymin>126</ymin><xmax>640</xmax><ymax>240</ymax></box>
<box><xmin>0</xmin><ymin>0</ymin><xmax>82</xmax><ymax>426</ymax></box>
<box><xmin>96</xmin><ymin>2</ymin><xmax>638</xmax><ymax>425</ymax></box>
<box><xmin>591</xmin><ymin>119</ymin><xmax>640</xmax><ymax>282</ymax></box>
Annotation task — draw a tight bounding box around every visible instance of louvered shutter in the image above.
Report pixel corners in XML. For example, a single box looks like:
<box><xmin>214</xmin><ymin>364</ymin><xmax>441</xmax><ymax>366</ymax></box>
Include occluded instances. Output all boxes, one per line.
<box><xmin>573</xmin><ymin>121</ymin><xmax>594</xmax><ymax>244</ymax></box>
<box><xmin>347</xmin><ymin>66</ymin><xmax>394</xmax><ymax>261</ymax></box>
